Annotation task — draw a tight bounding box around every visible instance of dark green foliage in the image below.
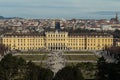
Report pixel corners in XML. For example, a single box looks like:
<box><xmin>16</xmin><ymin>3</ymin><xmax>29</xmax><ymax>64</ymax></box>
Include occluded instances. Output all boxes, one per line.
<box><xmin>112</xmin><ymin>29</ymin><xmax>120</xmax><ymax>38</ymax></box>
<box><xmin>96</xmin><ymin>57</ymin><xmax>108</xmax><ymax>80</ymax></box>
<box><xmin>0</xmin><ymin>44</ymin><xmax>9</xmax><ymax>56</ymax></box>
<box><xmin>0</xmin><ymin>54</ymin><xmax>27</xmax><ymax>80</ymax></box>
<box><xmin>25</xmin><ymin>61</ymin><xmax>54</xmax><ymax>80</ymax></box>
<box><xmin>54</xmin><ymin>66</ymin><xmax>84</xmax><ymax>80</ymax></box>
<box><xmin>24</xmin><ymin>61</ymin><xmax>40</xmax><ymax>80</ymax></box>
<box><xmin>39</xmin><ymin>68</ymin><xmax>54</xmax><ymax>80</ymax></box>
<box><xmin>96</xmin><ymin>56</ymin><xmax>120</xmax><ymax>80</ymax></box>
<box><xmin>0</xmin><ymin>54</ymin><xmax>54</xmax><ymax>80</ymax></box>
<box><xmin>76</xmin><ymin>62</ymin><xmax>96</xmax><ymax>79</ymax></box>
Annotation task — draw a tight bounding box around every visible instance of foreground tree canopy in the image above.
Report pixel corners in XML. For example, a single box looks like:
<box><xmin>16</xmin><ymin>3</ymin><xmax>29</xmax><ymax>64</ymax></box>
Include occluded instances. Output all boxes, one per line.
<box><xmin>96</xmin><ymin>46</ymin><xmax>120</xmax><ymax>80</ymax></box>
<box><xmin>54</xmin><ymin>66</ymin><xmax>84</xmax><ymax>80</ymax></box>
<box><xmin>1</xmin><ymin>46</ymin><xmax>120</xmax><ymax>80</ymax></box>
<box><xmin>0</xmin><ymin>54</ymin><xmax>85</xmax><ymax>80</ymax></box>
<box><xmin>0</xmin><ymin>54</ymin><xmax>54</xmax><ymax>80</ymax></box>
<box><xmin>0</xmin><ymin>44</ymin><xmax>9</xmax><ymax>56</ymax></box>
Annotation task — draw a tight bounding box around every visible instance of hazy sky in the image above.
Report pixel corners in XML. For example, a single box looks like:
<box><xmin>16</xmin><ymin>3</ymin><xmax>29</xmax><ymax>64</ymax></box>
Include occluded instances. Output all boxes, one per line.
<box><xmin>0</xmin><ymin>0</ymin><xmax>120</xmax><ymax>19</ymax></box>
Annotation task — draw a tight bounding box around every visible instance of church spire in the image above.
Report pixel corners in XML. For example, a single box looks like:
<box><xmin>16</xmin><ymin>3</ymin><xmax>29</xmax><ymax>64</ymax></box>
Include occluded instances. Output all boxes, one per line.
<box><xmin>116</xmin><ymin>12</ymin><xmax>118</xmax><ymax>21</ymax></box>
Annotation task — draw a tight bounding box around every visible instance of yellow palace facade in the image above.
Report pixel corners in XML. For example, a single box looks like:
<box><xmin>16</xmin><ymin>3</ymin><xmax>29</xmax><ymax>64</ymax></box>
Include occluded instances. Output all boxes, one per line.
<box><xmin>0</xmin><ymin>31</ymin><xmax>113</xmax><ymax>51</ymax></box>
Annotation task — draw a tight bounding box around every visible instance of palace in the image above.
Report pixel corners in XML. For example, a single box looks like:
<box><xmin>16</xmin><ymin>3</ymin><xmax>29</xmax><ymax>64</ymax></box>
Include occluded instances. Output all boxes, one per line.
<box><xmin>0</xmin><ymin>30</ymin><xmax>113</xmax><ymax>51</ymax></box>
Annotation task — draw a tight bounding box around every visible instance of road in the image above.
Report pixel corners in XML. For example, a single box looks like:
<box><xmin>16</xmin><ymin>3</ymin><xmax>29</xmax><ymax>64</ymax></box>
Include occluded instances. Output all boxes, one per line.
<box><xmin>13</xmin><ymin>53</ymin><xmax>94</xmax><ymax>56</ymax></box>
<box><xmin>26</xmin><ymin>60</ymin><xmax>97</xmax><ymax>63</ymax></box>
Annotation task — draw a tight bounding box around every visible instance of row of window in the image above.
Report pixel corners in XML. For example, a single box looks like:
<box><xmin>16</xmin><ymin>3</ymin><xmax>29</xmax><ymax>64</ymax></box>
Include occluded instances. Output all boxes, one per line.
<box><xmin>5</xmin><ymin>43</ymin><xmax>112</xmax><ymax>47</ymax></box>
<box><xmin>48</xmin><ymin>43</ymin><xmax>66</xmax><ymax>46</ymax></box>
<box><xmin>70</xmin><ymin>47</ymin><xmax>101</xmax><ymax>50</ymax></box>
<box><xmin>87</xmin><ymin>39</ymin><xmax>113</xmax><ymax>42</ymax></box>
<box><xmin>47</xmin><ymin>35</ymin><xmax>66</xmax><ymax>37</ymax></box>
<box><xmin>3</xmin><ymin>41</ymin><xmax>43</xmax><ymax>43</ymax></box>
<box><xmin>11</xmin><ymin>47</ymin><xmax>102</xmax><ymax>50</ymax></box>
<box><xmin>17</xmin><ymin>44</ymin><xmax>44</xmax><ymax>46</ymax></box>
<box><xmin>3</xmin><ymin>39</ymin><xmax>112</xmax><ymax>42</ymax></box>
<box><xmin>47</xmin><ymin>39</ymin><xmax>66</xmax><ymax>41</ymax></box>
<box><xmin>48</xmin><ymin>47</ymin><xmax>66</xmax><ymax>50</ymax></box>
<box><xmin>13</xmin><ymin>47</ymin><xmax>42</xmax><ymax>50</ymax></box>
<box><xmin>5</xmin><ymin>44</ymin><xmax>44</xmax><ymax>47</ymax></box>
<box><xmin>68</xmin><ymin>44</ymin><xmax>84</xmax><ymax>46</ymax></box>
<box><xmin>4</xmin><ymin>39</ymin><xmax>44</xmax><ymax>42</ymax></box>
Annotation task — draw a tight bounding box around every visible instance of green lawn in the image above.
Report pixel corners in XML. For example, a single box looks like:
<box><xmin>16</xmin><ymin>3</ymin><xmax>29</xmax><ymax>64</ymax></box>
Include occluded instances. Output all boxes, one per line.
<box><xmin>16</xmin><ymin>55</ymin><xmax>48</xmax><ymax>61</ymax></box>
<box><xmin>20</xmin><ymin>51</ymin><xmax>49</xmax><ymax>54</ymax></box>
<box><xmin>64</xmin><ymin>55</ymin><xmax>98</xmax><ymax>60</ymax></box>
<box><xmin>33</xmin><ymin>62</ymin><xmax>47</xmax><ymax>67</ymax></box>
<box><xmin>15</xmin><ymin>53</ymin><xmax>97</xmax><ymax>61</ymax></box>
<box><xmin>20</xmin><ymin>51</ymin><xmax>93</xmax><ymax>54</ymax></box>
<box><xmin>64</xmin><ymin>51</ymin><xmax>93</xmax><ymax>54</ymax></box>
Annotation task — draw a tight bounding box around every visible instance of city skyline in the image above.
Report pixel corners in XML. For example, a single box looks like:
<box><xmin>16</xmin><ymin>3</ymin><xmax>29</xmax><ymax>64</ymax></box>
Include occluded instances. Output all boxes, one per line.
<box><xmin>0</xmin><ymin>0</ymin><xmax>120</xmax><ymax>19</ymax></box>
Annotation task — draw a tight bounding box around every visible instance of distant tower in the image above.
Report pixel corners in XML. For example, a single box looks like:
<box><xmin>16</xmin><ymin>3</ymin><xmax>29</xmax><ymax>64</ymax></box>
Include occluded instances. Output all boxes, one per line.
<box><xmin>55</xmin><ymin>21</ymin><xmax>60</xmax><ymax>30</ymax></box>
<box><xmin>115</xmin><ymin>12</ymin><xmax>118</xmax><ymax>22</ymax></box>
<box><xmin>110</xmin><ymin>12</ymin><xmax>119</xmax><ymax>24</ymax></box>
